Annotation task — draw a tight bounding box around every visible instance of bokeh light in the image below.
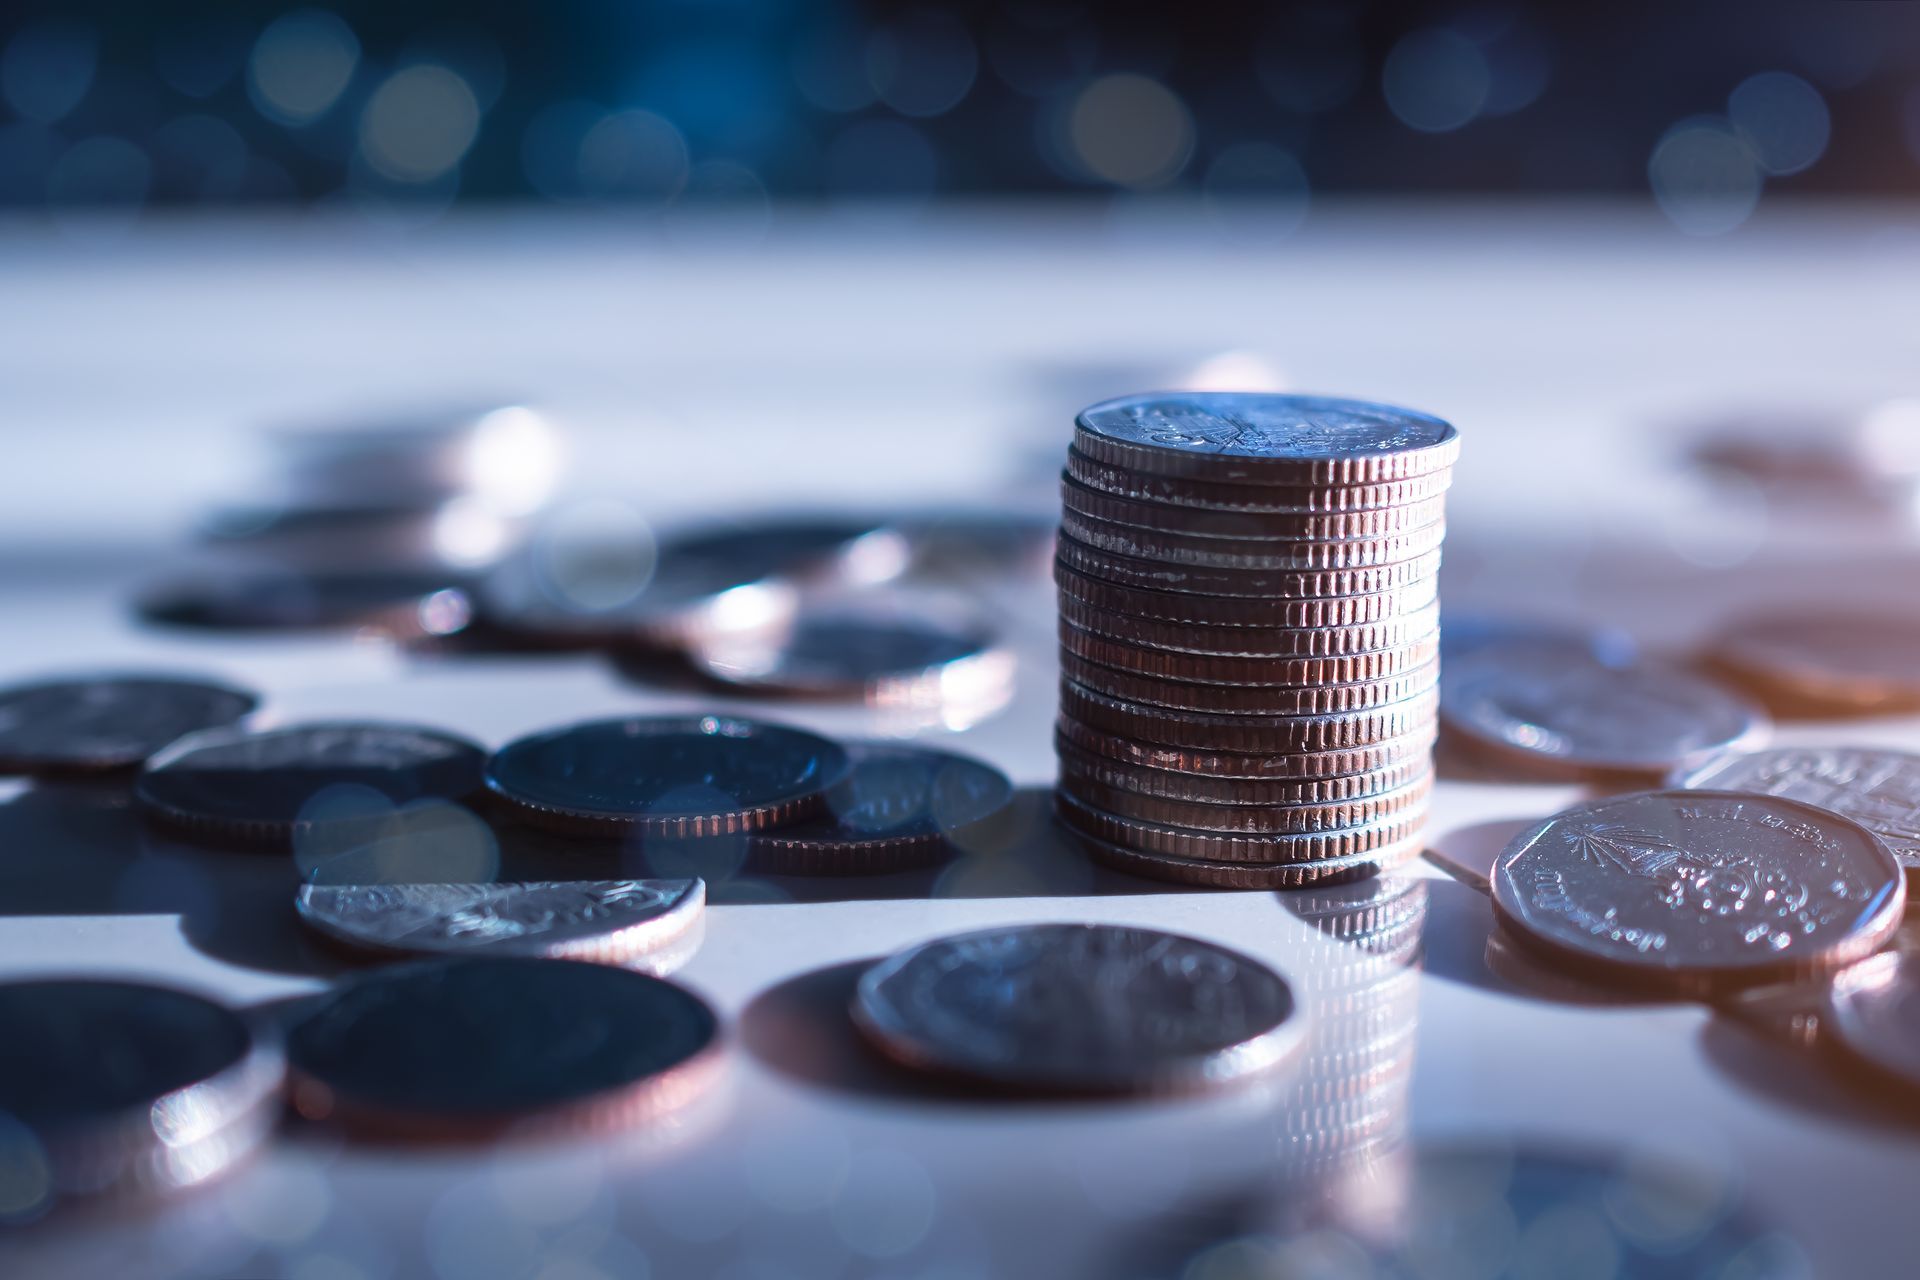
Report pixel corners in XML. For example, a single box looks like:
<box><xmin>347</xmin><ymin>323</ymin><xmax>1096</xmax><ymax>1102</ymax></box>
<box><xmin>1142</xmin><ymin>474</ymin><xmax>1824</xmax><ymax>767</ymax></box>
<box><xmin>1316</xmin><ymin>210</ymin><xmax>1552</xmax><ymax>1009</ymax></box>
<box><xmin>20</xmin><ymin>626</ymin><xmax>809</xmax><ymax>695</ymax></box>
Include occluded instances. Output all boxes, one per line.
<box><xmin>1728</xmin><ymin>71</ymin><xmax>1830</xmax><ymax>177</ymax></box>
<box><xmin>248</xmin><ymin>10</ymin><xmax>360</xmax><ymax>127</ymax></box>
<box><xmin>576</xmin><ymin>109</ymin><xmax>689</xmax><ymax>204</ymax></box>
<box><xmin>867</xmin><ymin>11</ymin><xmax>978</xmax><ymax>119</ymax></box>
<box><xmin>359</xmin><ymin>64</ymin><xmax>480</xmax><ymax>183</ymax></box>
<box><xmin>1648</xmin><ymin>117</ymin><xmax>1762</xmax><ymax>236</ymax></box>
<box><xmin>1</xmin><ymin>18</ymin><xmax>96</xmax><ymax>124</ymax></box>
<box><xmin>1067</xmin><ymin>74</ymin><xmax>1193</xmax><ymax>189</ymax></box>
<box><xmin>1382</xmin><ymin>27</ymin><xmax>1491</xmax><ymax>133</ymax></box>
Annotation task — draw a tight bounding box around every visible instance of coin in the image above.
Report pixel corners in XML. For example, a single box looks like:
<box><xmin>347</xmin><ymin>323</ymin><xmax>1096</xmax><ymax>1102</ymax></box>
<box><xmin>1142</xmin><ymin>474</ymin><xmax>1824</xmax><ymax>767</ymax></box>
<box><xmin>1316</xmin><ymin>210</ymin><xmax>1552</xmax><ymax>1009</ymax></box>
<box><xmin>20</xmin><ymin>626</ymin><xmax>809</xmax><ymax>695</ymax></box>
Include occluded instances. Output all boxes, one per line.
<box><xmin>1073</xmin><ymin>392</ymin><xmax>1460</xmax><ymax>485</ymax></box>
<box><xmin>0</xmin><ymin>674</ymin><xmax>258</xmax><ymax>777</ymax></box>
<box><xmin>661</xmin><ymin>516</ymin><xmax>913</xmax><ymax>589</ymax></box>
<box><xmin>0</xmin><ymin>979</ymin><xmax>282</xmax><ymax>1205</ymax></box>
<box><xmin>1056</xmin><ymin>734</ymin><xmax>1431</xmax><ymax>805</ymax></box>
<box><xmin>1490</xmin><ymin>789</ymin><xmax>1904</xmax><ymax>996</ymax></box>
<box><xmin>1072</xmin><ymin>827</ymin><xmax>1424</xmax><ymax>888</ymax></box>
<box><xmin>1060</xmin><ymin>474</ymin><xmax>1450</xmax><ymax>541</ymax></box>
<box><xmin>1061</xmin><ymin>619</ymin><xmax>1441</xmax><ymax>686</ymax></box>
<box><xmin>1062</xmin><ymin>680</ymin><xmax>1440</xmax><ymax>753</ymax></box>
<box><xmin>1439</xmin><ymin>615</ymin><xmax>1638</xmax><ymax>669</ymax></box>
<box><xmin>268</xmin><ymin>402</ymin><xmax>557</xmax><ymax>508</ymax></box>
<box><xmin>1061</xmin><ymin>595</ymin><xmax>1440</xmax><ymax>658</ymax></box>
<box><xmin>1708</xmin><ymin>611</ymin><xmax>1920</xmax><ymax>713</ymax></box>
<box><xmin>1065</xmin><ymin>770</ymin><xmax>1432</xmax><ymax>834</ymax></box>
<box><xmin>1056</xmin><ymin>531</ymin><xmax>1444</xmax><ymax>599</ymax></box>
<box><xmin>1060</xmin><ymin>652</ymin><xmax>1439</xmax><ymax>716</ymax></box>
<box><xmin>296</xmin><ymin>878</ymin><xmax>707</xmax><ymax>972</ymax></box>
<box><xmin>135</xmin><ymin>722</ymin><xmax>490</xmax><ymax>849</ymax></box>
<box><xmin>1823</xmin><ymin>951</ymin><xmax>1920</xmax><ymax>1093</ymax></box>
<box><xmin>285</xmin><ymin>957</ymin><xmax>722</xmax><ymax>1136</ymax></box>
<box><xmin>851</xmin><ymin>923</ymin><xmax>1304</xmax><ymax>1093</ymax></box>
<box><xmin>1056</xmin><ymin>788</ymin><xmax>1429</xmax><ymax>863</ymax></box>
<box><xmin>1062</xmin><ymin>509</ymin><xmax>1447</xmax><ymax>571</ymax></box>
<box><xmin>484</xmin><ymin>715</ymin><xmax>850</xmax><ymax>837</ymax></box>
<box><xmin>1055</xmin><ymin>561</ymin><xmax>1437</xmax><ymax>628</ymax></box>
<box><xmin>746</xmin><ymin>743</ymin><xmax>1015</xmax><ymax>874</ymax></box>
<box><xmin>135</xmin><ymin>566</ymin><xmax>472</xmax><ymax>635</ymax></box>
<box><xmin>1056</xmin><ymin>714</ymin><xmax>1437</xmax><ymax>780</ymax></box>
<box><xmin>1065</xmin><ymin>448</ymin><xmax>1454</xmax><ymax>513</ymax></box>
<box><xmin>1441</xmin><ymin>647</ymin><xmax>1766</xmax><ymax>777</ymax></box>
<box><xmin>1672</xmin><ymin>746</ymin><xmax>1920</xmax><ymax>871</ymax></box>
<box><xmin>691</xmin><ymin>613</ymin><xmax>1013</xmax><ymax>707</ymax></box>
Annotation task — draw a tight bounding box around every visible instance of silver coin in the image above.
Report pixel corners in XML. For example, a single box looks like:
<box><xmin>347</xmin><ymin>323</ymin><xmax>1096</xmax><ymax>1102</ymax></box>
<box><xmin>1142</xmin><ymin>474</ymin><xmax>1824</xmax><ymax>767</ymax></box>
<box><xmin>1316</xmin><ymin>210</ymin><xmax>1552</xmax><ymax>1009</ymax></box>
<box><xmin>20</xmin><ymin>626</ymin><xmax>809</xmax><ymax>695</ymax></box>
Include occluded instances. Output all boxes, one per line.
<box><xmin>852</xmin><ymin>923</ymin><xmax>1304</xmax><ymax>1093</ymax></box>
<box><xmin>1438</xmin><ymin>615</ymin><xmax>1637</xmax><ymax>669</ymax></box>
<box><xmin>1672</xmin><ymin>746</ymin><xmax>1920</xmax><ymax>871</ymax></box>
<box><xmin>692</xmin><ymin>612</ymin><xmax>1013</xmax><ymax>706</ymax></box>
<box><xmin>1491</xmin><ymin>789</ymin><xmax>1904</xmax><ymax>995</ymax></box>
<box><xmin>1710</xmin><ymin>611</ymin><xmax>1920</xmax><ymax>713</ymax></box>
<box><xmin>1441</xmin><ymin>647</ymin><xmax>1766</xmax><ymax>776</ymax></box>
<box><xmin>296</xmin><ymin>878</ymin><xmax>706</xmax><ymax>973</ymax></box>
<box><xmin>1824</xmin><ymin>951</ymin><xmax>1920</xmax><ymax>1093</ymax></box>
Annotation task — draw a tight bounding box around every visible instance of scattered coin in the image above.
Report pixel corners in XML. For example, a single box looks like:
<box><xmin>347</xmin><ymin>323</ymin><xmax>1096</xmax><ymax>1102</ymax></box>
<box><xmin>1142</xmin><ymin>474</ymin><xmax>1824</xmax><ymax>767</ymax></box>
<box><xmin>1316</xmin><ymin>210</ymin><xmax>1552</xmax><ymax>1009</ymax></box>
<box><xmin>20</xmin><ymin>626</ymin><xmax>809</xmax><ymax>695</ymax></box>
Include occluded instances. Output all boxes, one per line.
<box><xmin>484</xmin><ymin>715</ymin><xmax>850</xmax><ymax>837</ymax></box>
<box><xmin>1823</xmin><ymin>951</ymin><xmax>1920</xmax><ymax>1094</ymax></box>
<box><xmin>746</xmin><ymin>743</ymin><xmax>1015</xmax><ymax>874</ymax></box>
<box><xmin>0</xmin><ymin>674</ymin><xmax>258</xmax><ymax>776</ymax></box>
<box><xmin>296</xmin><ymin>878</ymin><xmax>707</xmax><ymax>973</ymax></box>
<box><xmin>135</xmin><ymin>722</ymin><xmax>490</xmax><ymax>848</ymax></box>
<box><xmin>1708</xmin><ymin>611</ymin><xmax>1920</xmax><ymax>714</ymax></box>
<box><xmin>1672</xmin><ymin>745</ymin><xmax>1920</xmax><ymax>871</ymax></box>
<box><xmin>136</xmin><ymin>566</ymin><xmax>472</xmax><ymax>636</ymax></box>
<box><xmin>0</xmin><ymin>979</ymin><xmax>282</xmax><ymax>1206</ymax></box>
<box><xmin>1441</xmin><ymin>646</ymin><xmax>1766</xmax><ymax>777</ymax></box>
<box><xmin>662</xmin><ymin>517</ymin><xmax>913</xmax><ymax>589</ymax></box>
<box><xmin>285</xmin><ymin>957</ymin><xmax>721</xmax><ymax>1136</ymax></box>
<box><xmin>1490</xmin><ymin>790</ymin><xmax>1904</xmax><ymax>996</ymax></box>
<box><xmin>692</xmin><ymin>612</ymin><xmax>1013</xmax><ymax>709</ymax></box>
<box><xmin>852</xmin><ymin>923</ymin><xmax>1305</xmax><ymax>1093</ymax></box>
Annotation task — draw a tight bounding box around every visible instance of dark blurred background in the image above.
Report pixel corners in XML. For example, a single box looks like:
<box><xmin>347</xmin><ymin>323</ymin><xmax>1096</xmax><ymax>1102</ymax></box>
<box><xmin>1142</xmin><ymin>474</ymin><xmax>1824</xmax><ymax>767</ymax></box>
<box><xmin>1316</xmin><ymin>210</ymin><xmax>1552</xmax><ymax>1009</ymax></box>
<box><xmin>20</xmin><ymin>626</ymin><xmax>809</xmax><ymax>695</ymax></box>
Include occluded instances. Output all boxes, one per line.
<box><xmin>1</xmin><ymin>1</ymin><xmax>1915</xmax><ymax>227</ymax></box>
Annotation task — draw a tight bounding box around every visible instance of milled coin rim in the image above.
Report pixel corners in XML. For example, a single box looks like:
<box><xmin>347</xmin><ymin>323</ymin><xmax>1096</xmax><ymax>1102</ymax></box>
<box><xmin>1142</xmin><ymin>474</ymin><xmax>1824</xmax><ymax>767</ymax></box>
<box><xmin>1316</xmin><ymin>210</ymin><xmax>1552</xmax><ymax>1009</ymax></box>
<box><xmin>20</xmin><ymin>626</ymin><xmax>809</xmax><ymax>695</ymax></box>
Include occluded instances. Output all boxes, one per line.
<box><xmin>1055</xmin><ymin>733</ymin><xmax>1431</xmax><ymax>805</ymax></box>
<box><xmin>1065</xmin><ymin>447</ymin><xmax>1455</xmax><ymax>513</ymax></box>
<box><xmin>1061</xmin><ymin>770</ymin><xmax>1434</xmax><ymax>834</ymax></box>
<box><xmin>1061</xmin><ymin>651</ymin><xmax>1440</xmax><ymax>716</ymax></box>
<box><xmin>1055</xmin><ymin>787</ymin><xmax>1432</xmax><ymax>864</ymax></box>
<box><xmin>1060</xmin><ymin>620</ymin><xmax>1442</xmax><ymax>686</ymax></box>
<box><xmin>1056</xmin><ymin>712</ymin><xmax>1437</xmax><ymax>779</ymax></box>
<box><xmin>1059</xmin><ymin>595</ymin><xmax>1442</xmax><ymax>659</ymax></box>
<box><xmin>1060</xmin><ymin>680</ymin><xmax>1440</xmax><ymax>754</ymax></box>
<box><xmin>1067</xmin><ymin>823</ymin><xmax>1429</xmax><ymax>888</ymax></box>
<box><xmin>1059</xmin><ymin>473</ymin><xmax>1451</xmax><ymax>542</ymax></box>
<box><xmin>1053</xmin><ymin>561</ymin><xmax>1439</xmax><ymax>629</ymax></box>
<box><xmin>1062</xmin><ymin>509</ymin><xmax>1448</xmax><ymax>571</ymax></box>
<box><xmin>1055</xmin><ymin>531</ymin><xmax>1446</xmax><ymax>599</ymax></box>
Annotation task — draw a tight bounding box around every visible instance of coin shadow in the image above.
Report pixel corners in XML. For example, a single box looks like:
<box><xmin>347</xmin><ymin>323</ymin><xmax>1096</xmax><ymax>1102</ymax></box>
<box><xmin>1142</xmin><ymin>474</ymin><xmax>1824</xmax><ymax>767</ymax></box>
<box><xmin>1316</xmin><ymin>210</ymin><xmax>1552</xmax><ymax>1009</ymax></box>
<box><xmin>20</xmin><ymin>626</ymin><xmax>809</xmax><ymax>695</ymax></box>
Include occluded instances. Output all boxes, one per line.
<box><xmin>1695</xmin><ymin>1015</ymin><xmax>1920</xmax><ymax>1133</ymax></box>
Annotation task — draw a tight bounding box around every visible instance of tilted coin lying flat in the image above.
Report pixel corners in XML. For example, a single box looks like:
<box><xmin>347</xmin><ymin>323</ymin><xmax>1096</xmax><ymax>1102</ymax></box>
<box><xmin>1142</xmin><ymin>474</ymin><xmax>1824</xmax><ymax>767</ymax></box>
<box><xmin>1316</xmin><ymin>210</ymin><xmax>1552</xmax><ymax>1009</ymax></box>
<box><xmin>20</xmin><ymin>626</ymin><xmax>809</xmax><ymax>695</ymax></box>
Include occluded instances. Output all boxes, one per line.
<box><xmin>1672</xmin><ymin>744</ymin><xmax>1920</xmax><ymax>872</ymax></box>
<box><xmin>0</xmin><ymin>673</ymin><xmax>258</xmax><ymax>777</ymax></box>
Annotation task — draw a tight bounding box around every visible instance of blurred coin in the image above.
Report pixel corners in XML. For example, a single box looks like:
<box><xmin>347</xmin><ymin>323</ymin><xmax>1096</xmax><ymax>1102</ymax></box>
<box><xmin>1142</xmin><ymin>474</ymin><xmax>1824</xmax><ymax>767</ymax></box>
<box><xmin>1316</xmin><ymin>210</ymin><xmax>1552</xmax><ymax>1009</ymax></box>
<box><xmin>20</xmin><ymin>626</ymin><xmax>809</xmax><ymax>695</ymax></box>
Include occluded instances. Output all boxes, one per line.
<box><xmin>662</xmin><ymin>516</ymin><xmax>914</xmax><ymax>589</ymax></box>
<box><xmin>196</xmin><ymin>497</ymin><xmax>523</xmax><ymax>573</ymax></box>
<box><xmin>1072</xmin><ymin>827</ymin><xmax>1424</xmax><ymax>888</ymax></box>
<box><xmin>1688</xmin><ymin>401</ymin><xmax>1920</xmax><ymax>502</ymax></box>
<box><xmin>0</xmin><ymin>979</ymin><xmax>282</xmax><ymax>1206</ymax></box>
<box><xmin>1708</xmin><ymin>611</ymin><xmax>1920</xmax><ymax>714</ymax></box>
<box><xmin>1055</xmin><ymin>562</ymin><xmax>1437</xmax><ymax>628</ymax></box>
<box><xmin>1056</xmin><ymin>531</ymin><xmax>1443</xmax><ymax>599</ymax></box>
<box><xmin>1672</xmin><ymin>746</ymin><xmax>1920</xmax><ymax>870</ymax></box>
<box><xmin>1066</xmin><ymin>447</ymin><xmax>1453</xmax><ymax>512</ymax></box>
<box><xmin>1060</xmin><ymin>474</ymin><xmax>1450</xmax><ymax>540</ymax></box>
<box><xmin>1055</xmin><ymin>788</ymin><xmax>1429</xmax><ymax>864</ymax></box>
<box><xmin>0</xmin><ymin>674</ymin><xmax>258</xmax><ymax>777</ymax></box>
<box><xmin>1061</xmin><ymin>596</ymin><xmax>1439</xmax><ymax>658</ymax></box>
<box><xmin>1057</xmin><ymin>714</ymin><xmax>1437</xmax><ymax>780</ymax></box>
<box><xmin>1490</xmin><ymin>789</ymin><xmax>1903</xmax><ymax>996</ymax></box>
<box><xmin>135</xmin><ymin>722</ymin><xmax>489</xmax><ymax>849</ymax></box>
<box><xmin>136</xmin><ymin>565</ymin><xmax>472</xmax><ymax>637</ymax></box>
<box><xmin>1441</xmin><ymin>646</ymin><xmax>1766</xmax><ymax>777</ymax></box>
<box><xmin>296</xmin><ymin>878</ymin><xmax>706</xmax><ymax>973</ymax></box>
<box><xmin>1062</xmin><ymin>508</ymin><xmax>1446</xmax><ymax>571</ymax></box>
<box><xmin>1824</xmin><ymin>951</ymin><xmax>1920</xmax><ymax>1094</ymax></box>
<box><xmin>1073</xmin><ymin>392</ymin><xmax>1459</xmax><ymax>485</ymax></box>
<box><xmin>852</xmin><ymin>923</ymin><xmax>1304</xmax><ymax>1093</ymax></box>
<box><xmin>285</xmin><ymin>957</ymin><xmax>721</xmax><ymax>1137</ymax></box>
<box><xmin>1062</xmin><ymin>680</ymin><xmax>1439</xmax><ymax>753</ymax></box>
<box><xmin>1061</xmin><ymin>619</ymin><xmax>1441</xmax><ymax>686</ymax></box>
<box><xmin>484</xmin><ymin>715</ymin><xmax>850</xmax><ymax>838</ymax></box>
<box><xmin>893</xmin><ymin>510</ymin><xmax>1056</xmax><ymax>579</ymax></box>
<box><xmin>1439</xmin><ymin>614</ymin><xmax>1638</xmax><ymax>668</ymax></box>
<box><xmin>1059</xmin><ymin>651</ymin><xmax>1438</xmax><ymax>716</ymax></box>
<box><xmin>692</xmin><ymin>612</ymin><xmax>1013</xmax><ymax>709</ymax></box>
<box><xmin>268</xmin><ymin>403</ymin><xmax>561</xmax><ymax>511</ymax></box>
<box><xmin>1064</xmin><ymin>771</ymin><xmax>1432</xmax><ymax>835</ymax></box>
<box><xmin>1056</xmin><ymin>734</ymin><xmax>1430</xmax><ymax>806</ymax></box>
<box><xmin>746</xmin><ymin>743</ymin><xmax>1014</xmax><ymax>874</ymax></box>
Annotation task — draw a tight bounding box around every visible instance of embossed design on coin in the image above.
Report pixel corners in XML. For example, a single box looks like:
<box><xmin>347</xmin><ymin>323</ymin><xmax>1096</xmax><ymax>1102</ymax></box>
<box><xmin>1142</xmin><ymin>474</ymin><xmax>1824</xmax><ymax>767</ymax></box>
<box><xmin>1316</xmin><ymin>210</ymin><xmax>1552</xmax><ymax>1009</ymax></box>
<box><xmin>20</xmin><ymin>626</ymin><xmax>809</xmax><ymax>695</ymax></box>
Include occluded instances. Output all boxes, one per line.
<box><xmin>1442</xmin><ymin>648</ymin><xmax>1766</xmax><ymax>776</ymax></box>
<box><xmin>1673</xmin><ymin>746</ymin><xmax>1920</xmax><ymax>870</ymax></box>
<box><xmin>296</xmin><ymin>879</ymin><xmax>706</xmax><ymax>971</ymax></box>
<box><xmin>135</xmin><ymin>722</ymin><xmax>489</xmax><ymax>848</ymax></box>
<box><xmin>1824</xmin><ymin>951</ymin><xmax>1920</xmax><ymax>1093</ymax></box>
<box><xmin>0</xmin><ymin>674</ymin><xmax>258</xmax><ymax>776</ymax></box>
<box><xmin>484</xmin><ymin>715</ymin><xmax>850</xmax><ymax>837</ymax></box>
<box><xmin>853</xmin><ymin>923</ymin><xmax>1304</xmax><ymax>1093</ymax></box>
<box><xmin>1491</xmin><ymin>790</ymin><xmax>1904</xmax><ymax>994</ymax></box>
<box><xmin>286</xmin><ymin>956</ymin><xmax>722</xmax><ymax>1135</ymax></box>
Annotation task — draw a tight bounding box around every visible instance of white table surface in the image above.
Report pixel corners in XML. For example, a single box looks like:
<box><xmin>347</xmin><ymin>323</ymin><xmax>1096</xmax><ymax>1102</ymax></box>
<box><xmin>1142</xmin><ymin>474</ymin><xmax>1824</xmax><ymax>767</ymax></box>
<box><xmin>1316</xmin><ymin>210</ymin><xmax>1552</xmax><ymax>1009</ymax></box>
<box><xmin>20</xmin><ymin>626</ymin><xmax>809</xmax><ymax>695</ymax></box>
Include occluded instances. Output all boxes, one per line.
<box><xmin>2</xmin><ymin>199</ymin><xmax>1920</xmax><ymax>1278</ymax></box>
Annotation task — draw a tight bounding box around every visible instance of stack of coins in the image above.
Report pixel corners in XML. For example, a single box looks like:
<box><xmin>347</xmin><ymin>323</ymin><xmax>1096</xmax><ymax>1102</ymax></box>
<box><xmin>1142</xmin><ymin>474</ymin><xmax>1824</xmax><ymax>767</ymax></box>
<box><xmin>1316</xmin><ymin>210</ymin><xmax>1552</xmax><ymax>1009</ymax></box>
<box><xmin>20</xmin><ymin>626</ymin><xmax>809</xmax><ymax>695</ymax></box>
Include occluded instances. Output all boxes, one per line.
<box><xmin>1052</xmin><ymin>391</ymin><xmax>1458</xmax><ymax>888</ymax></box>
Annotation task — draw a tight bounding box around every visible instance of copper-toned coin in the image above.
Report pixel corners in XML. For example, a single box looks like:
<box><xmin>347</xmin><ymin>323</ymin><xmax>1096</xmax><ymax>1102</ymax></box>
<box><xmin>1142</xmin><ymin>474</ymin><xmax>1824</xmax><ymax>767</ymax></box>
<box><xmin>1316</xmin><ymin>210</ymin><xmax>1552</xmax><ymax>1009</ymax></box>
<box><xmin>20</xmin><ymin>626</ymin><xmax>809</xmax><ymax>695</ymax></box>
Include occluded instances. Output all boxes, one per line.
<box><xmin>1056</xmin><ymin>788</ymin><xmax>1429</xmax><ymax>864</ymax></box>
<box><xmin>1060</xmin><ymin>474</ymin><xmax>1450</xmax><ymax>541</ymax></box>
<box><xmin>1060</xmin><ymin>595</ymin><xmax>1439</xmax><ymax>659</ymax></box>
<box><xmin>1055</xmin><ymin>733</ymin><xmax>1430</xmax><ymax>805</ymax></box>
<box><xmin>1069</xmin><ymin>824</ymin><xmax>1426</xmax><ymax>889</ymax></box>
<box><xmin>285</xmin><ymin>957</ymin><xmax>723</xmax><ymax>1138</ymax></box>
<box><xmin>484</xmin><ymin>716</ymin><xmax>850</xmax><ymax>838</ymax></box>
<box><xmin>1671</xmin><ymin>745</ymin><xmax>1920</xmax><ymax>870</ymax></box>
<box><xmin>1823</xmin><ymin>951</ymin><xmax>1920</xmax><ymax>1094</ymax></box>
<box><xmin>1707</xmin><ymin>610</ymin><xmax>1920</xmax><ymax>714</ymax></box>
<box><xmin>1062</xmin><ymin>509</ymin><xmax>1447</xmax><ymax>571</ymax></box>
<box><xmin>1056</xmin><ymin>531</ymin><xmax>1444</xmax><ymax>600</ymax></box>
<box><xmin>1061</xmin><ymin>619</ymin><xmax>1440</xmax><ymax>686</ymax></box>
<box><xmin>1060</xmin><ymin>651</ymin><xmax>1438</xmax><ymax>716</ymax></box>
<box><xmin>1057</xmin><ymin>713</ymin><xmax>1436</xmax><ymax>780</ymax></box>
<box><xmin>1054</xmin><ymin>562</ymin><xmax>1436</xmax><ymax>628</ymax></box>
<box><xmin>1073</xmin><ymin>392</ymin><xmax>1460</xmax><ymax>485</ymax></box>
<box><xmin>1490</xmin><ymin>790</ymin><xmax>1903</xmax><ymax>997</ymax></box>
<box><xmin>1066</xmin><ymin>448</ymin><xmax>1453</xmax><ymax>513</ymax></box>
<box><xmin>1061</xmin><ymin>680</ymin><xmax>1438</xmax><ymax>754</ymax></box>
<box><xmin>1062</xmin><ymin>770</ymin><xmax>1433</xmax><ymax>834</ymax></box>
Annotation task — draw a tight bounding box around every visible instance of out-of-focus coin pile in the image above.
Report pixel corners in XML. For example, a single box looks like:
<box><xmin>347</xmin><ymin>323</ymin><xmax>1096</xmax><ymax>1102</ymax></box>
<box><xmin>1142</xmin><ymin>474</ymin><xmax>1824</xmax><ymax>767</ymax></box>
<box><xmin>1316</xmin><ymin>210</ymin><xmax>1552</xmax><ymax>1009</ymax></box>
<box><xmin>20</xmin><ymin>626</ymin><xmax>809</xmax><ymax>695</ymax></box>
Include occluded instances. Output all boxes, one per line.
<box><xmin>1050</xmin><ymin>391</ymin><xmax>1457</xmax><ymax>888</ymax></box>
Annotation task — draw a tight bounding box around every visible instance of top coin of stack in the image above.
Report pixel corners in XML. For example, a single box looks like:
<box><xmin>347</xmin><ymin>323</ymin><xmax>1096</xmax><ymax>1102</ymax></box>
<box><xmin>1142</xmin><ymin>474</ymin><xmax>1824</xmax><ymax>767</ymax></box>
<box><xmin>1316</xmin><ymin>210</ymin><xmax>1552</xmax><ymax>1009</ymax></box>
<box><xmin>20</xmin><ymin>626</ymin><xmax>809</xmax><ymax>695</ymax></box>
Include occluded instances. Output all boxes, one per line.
<box><xmin>1052</xmin><ymin>391</ymin><xmax>1458</xmax><ymax>889</ymax></box>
